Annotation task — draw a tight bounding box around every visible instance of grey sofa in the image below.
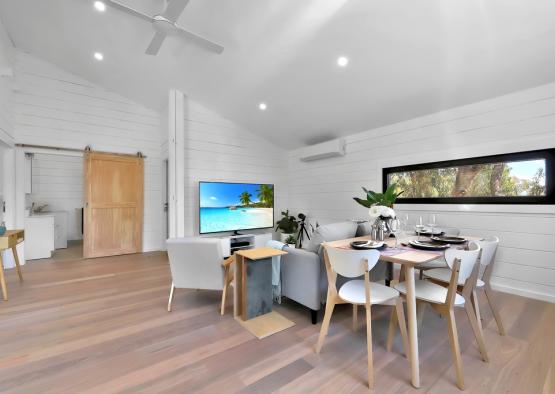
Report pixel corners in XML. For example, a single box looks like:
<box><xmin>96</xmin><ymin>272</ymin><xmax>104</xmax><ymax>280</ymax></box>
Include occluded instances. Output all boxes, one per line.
<box><xmin>280</xmin><ymin>220</ymin><xmax>389</xmax><ymax>323</ymax></box>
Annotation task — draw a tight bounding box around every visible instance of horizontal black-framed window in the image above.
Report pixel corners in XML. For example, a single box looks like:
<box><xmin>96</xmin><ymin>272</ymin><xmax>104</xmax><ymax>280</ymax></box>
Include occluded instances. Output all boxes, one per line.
<box><xmin>383</xmin><ymin>148</ymin><xmax>555</xmax><ymax>204</ymax></box>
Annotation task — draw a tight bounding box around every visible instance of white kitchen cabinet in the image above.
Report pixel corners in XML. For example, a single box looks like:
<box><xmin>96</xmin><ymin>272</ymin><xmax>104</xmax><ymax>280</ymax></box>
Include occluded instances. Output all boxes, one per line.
<box><xmin>24</xmin><ymin>215</ymin><xmax>55</xmax><ymax>260</ymax></box>
<box><xmin>52</xmin><ymin>211</ymin><xmax>68</xmax><ymax>249</ymax></box>
<box><xmin>35</xmin><ymin>211</ymin><xmax>68</xmax><ymax>249</ymax></box>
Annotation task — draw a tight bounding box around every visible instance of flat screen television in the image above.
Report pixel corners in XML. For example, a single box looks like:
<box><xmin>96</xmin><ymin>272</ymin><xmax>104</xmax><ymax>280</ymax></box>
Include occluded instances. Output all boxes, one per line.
<box><xmin>199</xmin><ymin>181</ymin><xmax>274</xmax><ymax>234</ymax></box>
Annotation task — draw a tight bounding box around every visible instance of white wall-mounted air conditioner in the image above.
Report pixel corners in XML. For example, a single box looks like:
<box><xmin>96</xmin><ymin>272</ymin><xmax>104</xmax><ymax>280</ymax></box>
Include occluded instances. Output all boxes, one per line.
<box><xmin>0</xmin><ymin>67</ymin><xmax>13</xmax><ymax>78</ymax></box>
<box><xmin>299</xmin><ymin>138</ymin><xmax>346</xmax><ymax>162</ymax></box>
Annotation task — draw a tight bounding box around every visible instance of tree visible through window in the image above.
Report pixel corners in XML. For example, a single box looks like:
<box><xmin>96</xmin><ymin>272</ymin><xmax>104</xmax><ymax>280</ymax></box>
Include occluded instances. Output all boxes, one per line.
<box><xmin>383</xmin><ymin>149</ymin><xmax>554</xmax><ymax>204</ymax></box>
<box><xmin>388</xmin><ymin>160</ymin><xmax>546</xmax><ymax>198</ymax></box>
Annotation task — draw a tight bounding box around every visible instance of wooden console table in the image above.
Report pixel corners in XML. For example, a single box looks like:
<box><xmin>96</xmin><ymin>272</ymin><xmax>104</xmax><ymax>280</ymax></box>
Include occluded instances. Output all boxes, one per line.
<box><xmin>0</xmin><ymin>229</ymin><xmax>24</xmax><ymax>300</ymax></box>
<box><xmin>233</xmin><ymin>247</ymin><xmax>294</xmax><ymax>338</ymax></box>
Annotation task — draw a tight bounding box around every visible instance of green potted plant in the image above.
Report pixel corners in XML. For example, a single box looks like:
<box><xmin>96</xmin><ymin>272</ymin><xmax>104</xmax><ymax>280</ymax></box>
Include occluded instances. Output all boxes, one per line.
<box><xmin>284</xmin><ymin>234</ymin><xmax>297</xmax><ymax>247</ymax></box>
<box><xmin>275</xmin><ymin>210</ymin><xmax>299</xmax><ymax>243</ymax></box>
<box><xmin>353</xmin><ymin>183</ymin><xmax>403</xmax><ymax>208</ymax></box>
<box><xmin>354</xmin><ymin>184</ymin><xmax>404</xmax><ymax>240</ymax></box>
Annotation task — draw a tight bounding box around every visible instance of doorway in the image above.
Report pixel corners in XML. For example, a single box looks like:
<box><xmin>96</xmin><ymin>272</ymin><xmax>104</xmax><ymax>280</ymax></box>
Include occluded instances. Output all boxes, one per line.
<box><xmin>24</xmin><ymin>152</ymin><xmax>84</xmax><ymax>261</ymax></box>
<box><xmin>16</xmin><ymin>146</ymin><xmax>146</xmax><ymax>261</ymax></box>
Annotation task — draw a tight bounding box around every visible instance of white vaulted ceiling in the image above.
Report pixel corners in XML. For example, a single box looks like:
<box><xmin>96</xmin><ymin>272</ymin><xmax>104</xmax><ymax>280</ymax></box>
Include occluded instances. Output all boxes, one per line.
<box><xmin>1</xmin><ymin>0</ymin><xmax>555</xmax><ymax>148</ymax></box>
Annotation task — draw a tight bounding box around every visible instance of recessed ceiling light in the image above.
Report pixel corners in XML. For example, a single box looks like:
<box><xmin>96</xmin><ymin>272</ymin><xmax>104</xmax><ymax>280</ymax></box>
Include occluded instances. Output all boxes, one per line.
<box><xmin>94</xmin><ymin>1</ymin><xmax>106</xmax><ymax>12</ymax></box>
<box><xmin>258</xmin><ymin>103</ymin><xmax>267</xmax><ymax>111</ymax></box>
<box><xmin>337</xmin><ymin>56</ymin><xmax>349</xmax><ymax>67</ymax></box>
<box><xmin>93</xmin><ymin>52</ymin><xmax>104</xmax><ymax>61</ymax></box>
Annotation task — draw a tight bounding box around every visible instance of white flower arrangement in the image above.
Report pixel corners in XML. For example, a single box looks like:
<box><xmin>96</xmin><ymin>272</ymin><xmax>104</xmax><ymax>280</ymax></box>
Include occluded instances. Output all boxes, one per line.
<box><xmin>368</xmin><ymin>205</ymin><xmax>396</xmax><ymax>220</ymax></box>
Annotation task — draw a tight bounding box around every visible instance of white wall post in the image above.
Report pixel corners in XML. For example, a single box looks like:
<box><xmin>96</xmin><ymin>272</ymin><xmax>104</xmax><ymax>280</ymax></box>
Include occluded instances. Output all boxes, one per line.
<box><xmin>168</xmin><ymin>89</ymin><xmax>185</xmax><ymax>238</ymax></box>
<box><xmin>1</xmin><ymin>148</ymin><xmax>15</xmax><ymax>228</ymax></box>
<box><xmin>1</xmin><ymin>147</ymin><xmax>25</xmax><ymax>268</ymax></box>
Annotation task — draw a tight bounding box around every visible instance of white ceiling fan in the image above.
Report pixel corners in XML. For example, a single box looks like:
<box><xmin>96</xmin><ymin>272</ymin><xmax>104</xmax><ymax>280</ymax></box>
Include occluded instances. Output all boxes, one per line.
<box><xmin>105</xmin><ymin>0</ymin><xmax>224</xmax><ymax>55</ymax></box>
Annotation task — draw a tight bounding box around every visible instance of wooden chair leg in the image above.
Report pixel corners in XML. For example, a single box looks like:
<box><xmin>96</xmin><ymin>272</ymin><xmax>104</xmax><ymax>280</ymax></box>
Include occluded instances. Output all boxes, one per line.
<box><xmin>221</xmin><ymin>267</ymin><xmax>229</xmax><ymax>315</ymax></box>
<box><xmin>352</xmin><ymin>304</ymin><xmax>358</xmax><ymax>331</ymax></box>
<box><xmin>398</xmin><ymin>266</ymin><xmax>406</xmax><ymax>282</ymax></box>
<box><xmin>386</xmin><ymin>306</ymin><xmax>397</xmax><ymax>352</ymax></box>
<box><xmin>395</xmin><ymin>297</ymin><xmax>409</xmax><ymax>358</ymax></box>
<box><xmin>167</xmin><ymin>283</ymin><xmax>175</xmax><ymax>312</ymax></box>
<box><xmin>446</xmin><ymin>309</ymin><xmax>465</xmax><ymax>390</ymax></box>
<box><xmin>220</xmin><ymin>284</ymin><xmax>228</xmax><ymax>315</ymax></box>
<box><xmin>419</xmin><ymin>269</ymin><xmax>424</xmax><ymax>280</ymax></box>
<box><xmin>365</xmin><ymin>301</ymin><xmax>374</xmax><ymax>389</ymax></box>
<box><xmin>315</xmin><ymin>297</ymin><xmax>336</xmax><ymax>354</ymax></box>
<box><xmin>464</xmin><ymin>298</ymin><xmax>489</xmax><ymax>362</ymax></box>
<box><xmin>12</xmin><ymin>246</ymin><xmax>23</xmax><ymax>282</ymax></box>
<box><xmin>471</xmin><ymin>290</ymin><xmax>483</xmax><ymax>332</ymax></box>
<box><xmin>484</xmin><ymin>286</ymin><xmax>506</xmax><ymax>336</ymax></box>
<box><xmin>0</xmin><ymin>254</ymin><xmax>7</xmax><ymax>301</ymax></box>
<box><xmin>417</xmin><ymin>302</ymin><xmax>426</xmax><ymax>330</ymax></box>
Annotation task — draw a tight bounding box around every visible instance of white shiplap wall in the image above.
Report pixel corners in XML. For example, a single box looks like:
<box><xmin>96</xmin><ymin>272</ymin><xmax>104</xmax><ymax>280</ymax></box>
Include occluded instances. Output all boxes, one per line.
<box><xmin>0</xmin><ymin>146</ymin><xmax>4</xmax><ymax>223</ymax></box>
<box><xmin>0</xmin><ymin>74</ymin><xmax>12</xmax><ymax>146</ymax></box>
<box><xmin>26</xmin><ymin>153</ymin><xmax>83</xmax><ymax>240</ymax></box>
<box><xmin>0</xmin><ymin>18</ymin><xmax>14</xmax><ymax>147</ymax></box>
<box><xmin>288</xmin><ymin>82</ymin><xmax>555</xmax><ymax>302</ymax></box>
<box><xmin>0</xmin><ymin>19</ymin><xmax>14</xmax><ymax>229</ymax></box>
<box><xmin>183</xmin><ymin>99</ymin><xmax>287</xmax><ymax>236</ymax></box>
<box><xmin>13</xmin><ymin>51</ymin><xmax>164</xmax><ymax>251</ymax></box>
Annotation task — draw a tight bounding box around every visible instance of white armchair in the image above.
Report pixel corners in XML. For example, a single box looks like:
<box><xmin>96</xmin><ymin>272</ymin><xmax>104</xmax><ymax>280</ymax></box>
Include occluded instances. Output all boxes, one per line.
<box><xmin>166</xmin><ymin>237</ymin><xmax>234</xmax><ymax>314</ymax></box>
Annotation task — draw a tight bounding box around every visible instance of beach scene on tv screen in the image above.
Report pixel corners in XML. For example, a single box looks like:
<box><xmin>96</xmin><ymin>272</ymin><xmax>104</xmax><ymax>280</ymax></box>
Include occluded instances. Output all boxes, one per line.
<box><xmin>200</xmin><ymin>183</ymin><xmax>274</xmax><ymax>233</ymax></box>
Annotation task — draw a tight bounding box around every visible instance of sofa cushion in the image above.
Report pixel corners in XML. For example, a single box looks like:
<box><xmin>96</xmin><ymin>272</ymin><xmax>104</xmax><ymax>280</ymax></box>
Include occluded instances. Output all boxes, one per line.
<box><xmin>305</xmin><ymin>221</ymin><xmax>358</xmax><ymax>253</ymax></box>
<box><xmin>355</xmin><ymin>221</ymin><xmax>372</xmax><ymax>237</ymax></box>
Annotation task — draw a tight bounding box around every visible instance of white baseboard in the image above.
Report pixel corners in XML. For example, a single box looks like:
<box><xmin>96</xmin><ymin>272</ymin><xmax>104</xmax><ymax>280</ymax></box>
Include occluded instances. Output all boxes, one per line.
<box><xmin>490</xmin><ymin>282</ymin><xmax>554</xmax><ymax>304</ymax></box>
<box><xmin>143</xmin><ymin>244</ymin><xmax>164</xmax><ymax>253</ymax></box>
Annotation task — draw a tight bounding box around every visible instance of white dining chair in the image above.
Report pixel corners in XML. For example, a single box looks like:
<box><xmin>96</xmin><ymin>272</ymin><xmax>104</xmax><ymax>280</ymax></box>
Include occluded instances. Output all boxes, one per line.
<box><xmin>315</xmin><ymin>246</ymin><xmax>409</xmax><ymax>389</ymax></box>
<box><xmin>425</xmin><ymin>236</ymin><xmax>505</xmax><ymax>335</ymax></box>
<box><xmin>166</xmin><ymin>237</ymin><xmax>234</xmax><ymax>314</ymax></box>
<box><xmin>394</xmin><ymin>242</ymin><xmax>488</xmax><ymax>390</ymax></box>
<box><xmin>442</xmin><ymin>227</ymin><xmax>462</xmax><ymax>236</ymax></box>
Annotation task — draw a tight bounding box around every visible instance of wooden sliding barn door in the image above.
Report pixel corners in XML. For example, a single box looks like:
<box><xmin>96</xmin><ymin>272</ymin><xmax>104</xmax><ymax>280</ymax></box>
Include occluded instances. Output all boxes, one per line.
<box><xmin>84</xmin><ymin>152</ymin><xmax>144</xmax><ymax>258</ymax></box>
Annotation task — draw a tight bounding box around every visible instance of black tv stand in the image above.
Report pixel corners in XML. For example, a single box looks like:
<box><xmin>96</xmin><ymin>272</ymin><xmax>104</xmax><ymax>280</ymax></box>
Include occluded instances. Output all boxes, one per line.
<box><xmin>232</xmin><ymin>230</ymin><xmax>244</xmax><ymax>236</ymax></box>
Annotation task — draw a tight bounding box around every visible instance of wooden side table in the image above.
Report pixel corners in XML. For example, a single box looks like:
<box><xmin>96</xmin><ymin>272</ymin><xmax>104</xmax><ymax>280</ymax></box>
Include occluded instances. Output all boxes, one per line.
<box><xmin>0</xmin><ymin>229</ymin><xmax>25</xmax><ymax>300</ymax></box>
<box><xmin>233</xmin><ymin>247</ymin><xmax>294</xmax><ymax>339</ymax></box>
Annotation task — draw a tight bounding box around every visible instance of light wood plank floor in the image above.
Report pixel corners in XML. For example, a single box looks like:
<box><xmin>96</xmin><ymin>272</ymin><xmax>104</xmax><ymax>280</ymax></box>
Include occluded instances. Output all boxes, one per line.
<box><xmin>0</xmin><ymin>252</ymin><xmax>553</xmax><ymax>393</ymax></box>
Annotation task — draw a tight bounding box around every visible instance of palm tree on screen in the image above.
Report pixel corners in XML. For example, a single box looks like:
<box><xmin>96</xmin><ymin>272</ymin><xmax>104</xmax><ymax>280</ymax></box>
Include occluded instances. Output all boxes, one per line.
<box><xmin>239</xmin><ymin>191</ymin><xmax>252</xmax><ymax>206</ymax></box>
<box><xmin>257</xmin><ymin>185</ymin><xmax>274</xmax><ymax>207</ymax></box>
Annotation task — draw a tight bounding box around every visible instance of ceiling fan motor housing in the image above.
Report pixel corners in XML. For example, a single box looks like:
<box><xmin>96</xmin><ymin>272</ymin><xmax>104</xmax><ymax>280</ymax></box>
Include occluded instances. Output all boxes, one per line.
<box><xmin>152</xmin><ymin>15</ymin><xmax>177</xmax><ymax>35</ymax></box>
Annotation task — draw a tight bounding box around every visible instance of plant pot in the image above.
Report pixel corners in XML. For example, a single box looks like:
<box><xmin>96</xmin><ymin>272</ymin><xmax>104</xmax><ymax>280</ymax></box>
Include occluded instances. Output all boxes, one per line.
<box><xmin>280</xmin><ymin>233</ymin><xmax>293</xmax><ymax>243</ymax></box>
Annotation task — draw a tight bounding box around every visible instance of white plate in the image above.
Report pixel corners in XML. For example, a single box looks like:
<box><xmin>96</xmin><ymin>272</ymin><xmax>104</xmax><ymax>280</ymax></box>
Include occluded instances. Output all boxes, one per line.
<box><xmin>351</xmin><ymin>240</ymin><xmax>384</xmax><ymax>249</ymax></box>
<box><xmin>409</xmin><ymin>240</ymin><xmax>450</xmax><ymax>250</ymax></box>
<box><xmin>366</xmin><ymin>241</ymin><xmax>384</xmax><ymax>249</ymax></box>
<box><xmin>414</xmin><ymin>226</ymin><xmax>443</xmax><ymax>235</ymax></box>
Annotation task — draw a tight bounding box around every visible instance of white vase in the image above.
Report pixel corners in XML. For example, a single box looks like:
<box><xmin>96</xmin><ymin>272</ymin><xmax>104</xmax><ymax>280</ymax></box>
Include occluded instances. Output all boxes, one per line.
<box><xmin>280</xmin><ymin>233</ymin><xmax>292</xmax><ymax>243</ymax></box>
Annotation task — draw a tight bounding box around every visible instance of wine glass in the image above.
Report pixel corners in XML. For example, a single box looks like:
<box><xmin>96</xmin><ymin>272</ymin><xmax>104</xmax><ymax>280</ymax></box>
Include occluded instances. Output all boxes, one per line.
<box><xmin>427</xmin><ymin>213</ymin><xmax>437</xmax><ymax>237</ymax></box>
<box><xmin>415</xmin><ymin>216</ymin><xmax>425</xmax><ymax>241</ymax></box>
<box><xmin>401</xmin><ymin>213</ymin><xmax>409</xmax><ymax>229</ymax></box>
<box><xmin>390</xmin><ymin>218</ymin><xmax>402</xmax><ymax>249</ymax></box>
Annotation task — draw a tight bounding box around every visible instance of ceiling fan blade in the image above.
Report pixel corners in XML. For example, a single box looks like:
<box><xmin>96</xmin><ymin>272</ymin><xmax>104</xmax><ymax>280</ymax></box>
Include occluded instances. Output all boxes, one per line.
<box><xmin>145</xmin><ymin>32</ymin><xmax>167</xmax><ymax>55</ymax></box>
<box><xmin>174</xmin><ymin>25</ymin><xmax>224</xmax><ymax>54</ymax></box>
<box><xmin>162</xmin><ymin>0</ymin><xmax>190</xmax><ymax>21</ymax></box>
<box><xmin>105</xmin><ymin>0</ymin><xmax>152</xmax><ymax>23</ymax></box>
